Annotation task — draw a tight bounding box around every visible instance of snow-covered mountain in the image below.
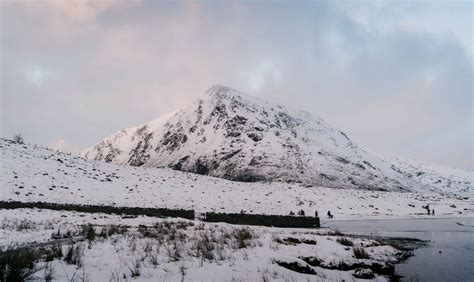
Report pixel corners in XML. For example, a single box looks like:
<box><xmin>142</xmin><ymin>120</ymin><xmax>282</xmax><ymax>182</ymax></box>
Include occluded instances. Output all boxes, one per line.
<box><xmin>81</xmin><ymin>85</ymin><xmax>472</xmax><ymax>195</ymax></box>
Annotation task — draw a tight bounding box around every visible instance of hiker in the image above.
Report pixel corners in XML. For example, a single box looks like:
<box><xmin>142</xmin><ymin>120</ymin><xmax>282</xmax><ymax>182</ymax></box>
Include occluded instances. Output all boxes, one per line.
<box><xmin>432</xmin><ymin>209</ymin><xmax>435</xmax><ymax>216</ymax></box>
<box><xmin>315</xmin><ymin>211</ymin><xmax>318</xmax><ymax>218</ymax></box>
<box><xmin>327</xmin><ymin>210</ymin><xmax>333</xmax><ymax>219</ymax></box>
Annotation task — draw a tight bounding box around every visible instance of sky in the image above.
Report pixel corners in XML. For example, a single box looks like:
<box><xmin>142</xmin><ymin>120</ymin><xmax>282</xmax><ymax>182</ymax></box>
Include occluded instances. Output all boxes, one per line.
<box><xmin>1</xmin><ymin>0</ymin><xmax>472</xmax><ymax>170</ymax></box>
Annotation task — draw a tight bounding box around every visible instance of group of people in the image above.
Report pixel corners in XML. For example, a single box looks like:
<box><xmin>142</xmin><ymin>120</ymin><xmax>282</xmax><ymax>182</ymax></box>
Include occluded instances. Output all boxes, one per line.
<box><xmin>296</xmin><ymin>205</ymin><xmax>437</xmax><ymax>219</ymax></box>
<box><xmin>289</xmin><ymin>210</ymin><xmax>334</xmax><ymax>218</ymax></box>
<box><xmin>314</xmin><ymin>210</ymin><xmax>334</xmax><ymax>219</ymax></box>
<box><xmin>423</xmin><ymin>204</ymin><xmax>435</xmax><ymax>216</ymax></box>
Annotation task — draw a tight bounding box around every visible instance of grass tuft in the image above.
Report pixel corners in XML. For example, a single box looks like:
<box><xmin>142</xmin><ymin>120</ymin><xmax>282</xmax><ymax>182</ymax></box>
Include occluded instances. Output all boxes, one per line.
<box><xmin>353</xmin><ymin>247</ymin><xmax>370</xmax><ymax>259</ymax></box>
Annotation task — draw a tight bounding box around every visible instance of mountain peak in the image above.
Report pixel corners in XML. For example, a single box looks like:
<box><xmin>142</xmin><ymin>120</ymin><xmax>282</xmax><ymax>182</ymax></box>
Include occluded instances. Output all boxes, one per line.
<box><xmin>205</xmin><ymin>84</ymin><xmax>240</xmax><ymax>99</ymax></box>
<box><xmin>80</xmin><ymin>86</ymin><xmax>473</xmax><ymax>195</ymax></box>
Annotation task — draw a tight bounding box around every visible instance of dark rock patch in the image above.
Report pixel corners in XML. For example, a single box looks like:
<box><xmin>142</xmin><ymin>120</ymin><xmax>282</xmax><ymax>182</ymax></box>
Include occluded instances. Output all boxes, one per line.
<box><xmin>275</xmin><ymin>260</ymin><xmax>317</xmax><ymax>275</ymax></box>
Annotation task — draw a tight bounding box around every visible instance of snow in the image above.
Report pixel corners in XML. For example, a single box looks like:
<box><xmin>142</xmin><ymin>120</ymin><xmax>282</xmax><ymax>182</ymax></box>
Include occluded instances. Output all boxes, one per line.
<box><xmin>0</xmin><ymin>208</ymin><xmax>401</xmax><ymax>281</ymax></box>
<box><xmin>79</xmin><ymin>85</ymin><xmax>473</xmax><ymax>196</ymax></box>
<box><xmin>1</xmin><ymin>85</ymin><xmax>471</xmax><ymax>281</ymax></box>
<box><xmin>2</xmin><ymin>139</ymin><xmax>473</xmax><ymax>220</ymax></box>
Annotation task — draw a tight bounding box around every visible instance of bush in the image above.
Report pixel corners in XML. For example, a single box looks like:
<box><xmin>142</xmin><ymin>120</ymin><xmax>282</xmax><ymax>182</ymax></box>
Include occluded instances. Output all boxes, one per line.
<box><xmin>44</xmin><ymin>243</ymin><xmax>63</xmax><ymax>262</ymax></box>
<box><xmin>337</xmin><ymin>237</ymin><xmax>354</xmax><ymax>246</ymax></box>
<box><xmin>86</xmin><ymin>224</ymin><xmax>96</xmax><ymax>242</ymax></box>
<box><xmin>13</xmin><ymin>134</ymin><xmax>24</xmax><ymax>144</ymax></box>
<box><xmin>0</xmin><ymin>247</ymin><xmax>42</xmax><ymax>281</ymax></box>
<box><xmin>234</xmin><ymin>228</ymin><xmax>253</xmax><ymax>249</ymax></box>
<box><xmin>64</xmin><ymin>243</ymin><xmax>84</xmax><ymax>266</ymax></box>
<box><xmin>128</xmin><ymin>258</ymin><xmax>141</xmax><ymax>278</ymax></box>
<box><xmin>195</xmin><ymin>232</ymin><xmax>215</xmax><ymax>261</ymax></box>
<box><xmin>166</xmin><ymin>241</ymin><xmax>182</xmax><ymax>262</ymax></box>
<box><xmin>353</xmin><ymin>247</ymin><xmax>370</xmax><ymax>259</ymax></box>
<box><xmin>149</xmin><ymin>249</ymin><xmax>160</xmax><ymax>268</ymax></box>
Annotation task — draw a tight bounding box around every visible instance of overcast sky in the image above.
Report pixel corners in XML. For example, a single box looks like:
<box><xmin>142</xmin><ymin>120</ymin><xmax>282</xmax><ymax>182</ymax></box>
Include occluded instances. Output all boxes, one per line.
<box><xmin>1</xmin><ymin>0</ymin><xmax>472</xmax><ymax>170</ymax></box>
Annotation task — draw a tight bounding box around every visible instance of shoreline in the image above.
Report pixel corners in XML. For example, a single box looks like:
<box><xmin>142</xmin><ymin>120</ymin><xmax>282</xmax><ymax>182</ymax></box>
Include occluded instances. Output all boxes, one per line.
<box><xmin>320</xmin><ymin>215</ymin><xmax>474</xmax><ymax>222</ymax></box>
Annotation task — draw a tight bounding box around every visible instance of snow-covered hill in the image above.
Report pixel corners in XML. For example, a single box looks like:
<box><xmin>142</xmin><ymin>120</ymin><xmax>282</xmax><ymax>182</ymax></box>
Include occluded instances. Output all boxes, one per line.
<box><xmin>2</xmin><ymin>137</ymin><xmax>473</xmax><ymax>220</ymax></box>
<box><xmin>81</xmin><ymin>85</ymin><xmax>472</xmax><ymax>195</ymax></box>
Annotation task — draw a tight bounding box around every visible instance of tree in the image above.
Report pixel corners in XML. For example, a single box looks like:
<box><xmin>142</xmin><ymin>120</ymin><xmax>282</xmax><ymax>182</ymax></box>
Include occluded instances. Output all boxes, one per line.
<box><xmin>13</xmin><ymin>134</ymin><xmax>24</xmax><ymax>144</ymax></box>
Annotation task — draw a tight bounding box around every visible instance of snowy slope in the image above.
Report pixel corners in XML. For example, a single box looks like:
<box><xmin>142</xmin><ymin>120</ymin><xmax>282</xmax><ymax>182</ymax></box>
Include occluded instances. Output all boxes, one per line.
<box><xmin>80</xmin><ymin>85</ymin><xmax>472</xmax><ymax>195</ymax></box>
<box><xmin>1</xmin><ymin>208</ymin><xmax>406</xmax><ymax>282</ymax></box>
<box><xmin>2</xmin><ymin>139</ymin><xmax>472</xmax><ymax>219</ymax></box>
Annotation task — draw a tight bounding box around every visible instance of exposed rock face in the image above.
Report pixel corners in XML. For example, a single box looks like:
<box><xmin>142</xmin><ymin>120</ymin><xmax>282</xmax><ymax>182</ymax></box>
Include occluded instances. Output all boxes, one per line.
<box><xmin>81</xmin><ymin>85</ymin><xmax>472</xmax><ymax>195</ymax></box>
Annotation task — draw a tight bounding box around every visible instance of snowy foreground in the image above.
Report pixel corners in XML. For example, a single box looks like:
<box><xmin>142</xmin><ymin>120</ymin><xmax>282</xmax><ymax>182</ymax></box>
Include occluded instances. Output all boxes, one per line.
<box><xmin>1</xmin><ymin>140</ymin><xmax>472</xmax><ymax>220</ymax></box>
<box><xmin>1</xmin><ymin>208</ymin><xmax>412</xmax><ymax>281</ymax></box>
<box><xmin>0</xmin><ymin>140</ymin><xmax>471</xmax><ymax>281</ymax></box>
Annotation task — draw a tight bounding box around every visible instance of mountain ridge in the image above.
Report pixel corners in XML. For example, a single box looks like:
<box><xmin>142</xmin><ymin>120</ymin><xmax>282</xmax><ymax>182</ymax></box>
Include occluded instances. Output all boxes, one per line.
<box><xmin>80</xmin><ymin>85</ymin><xmax>472</xmax><ymax>196</ymax></box>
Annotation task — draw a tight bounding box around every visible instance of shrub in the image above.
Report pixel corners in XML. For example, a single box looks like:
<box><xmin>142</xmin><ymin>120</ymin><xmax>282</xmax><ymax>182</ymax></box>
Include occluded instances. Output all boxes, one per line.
<box><xmin>128</xmin><ymin>258</ymin><xmax>141</xmax><ymax>278</ymax></box>
<box><xmin>149</xmin><ymin>248</ymin><xmax>160</xmax><ymax>268</ymax></box>
<box><xmin>44</xmin><ymin>243</ymin><xmax>63</xmax><ymax>262</ymax></box>
<box><xmin>176</xmin><ymin>221</ymin><xmax>193</xmax><ymax>229</ymax></box>
<box><xmin>195</xmin><ymin>232</ymin><xmax>215</xmax><ymax>261</ymax></box>
<box><xmin>106</xmin><ymin>224</ymin><xmax>127</xmax><ymax>236</ymax></box>
<box><xmin>234</xmin><ymin>228</ymin><xmax>253</xmax><ymax>249</ymax></box>
<box><xmin>64</xmin><ymin>243</ymin><xmax>84</xmax><ymax>266</ymax></box>
<box><xmin>16</xmin><ymin>219</ymin><xmax>35</xmax><ymax>231</ymax></box>
<box><xmin>166</xmin><ymin>241</ymin><xmax>182</xmax><ymax>262</ymax></box>
<box><xmin>337</xmin><ymin>237</ymin><xmax>354</xmax><ymax>246</ymax></box>
<box><xmin>353</xmin><ymin>247</ymin><xmax>370</xmax><ymax>259</ymax></box>
<box><xmin>99</xmin><ymin>227</ymin><xmax>108</xmax><ymax>238</ymax></box>
<box><xmin>86</xmin><ymin>224</ymin><xmax>96</xmax><ymax>242</ymax></box>
<box><xmin>0</xmin><ymin>247</ymin><xmax>42</xmax><ymax>281</ymax></box>
<box><xmin>13</xmin><ymin>134</ymin><xmax>24</xmax><ymax>144</ymax></box>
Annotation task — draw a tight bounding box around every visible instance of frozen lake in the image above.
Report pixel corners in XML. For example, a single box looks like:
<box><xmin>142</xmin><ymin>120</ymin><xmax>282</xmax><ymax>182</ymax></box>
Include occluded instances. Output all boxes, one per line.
<box><xmin>325</xmin><ymin>217</ymin><xmax>474</xmax><ymax>282</ymax></box>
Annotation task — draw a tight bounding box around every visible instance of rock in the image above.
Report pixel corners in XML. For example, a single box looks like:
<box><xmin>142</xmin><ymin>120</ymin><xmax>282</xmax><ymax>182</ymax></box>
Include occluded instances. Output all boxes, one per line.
<box><xmin>353</xmin><ymin>268</ymin><xmax>374</xmax><ymax>279</ymax></box>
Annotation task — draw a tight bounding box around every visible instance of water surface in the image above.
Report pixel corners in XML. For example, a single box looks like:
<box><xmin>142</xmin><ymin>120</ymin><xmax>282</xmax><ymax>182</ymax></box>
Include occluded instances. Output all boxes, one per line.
<box><xmin>324</xmin><ymin>217</ymin><xmax>474</xmax><ymax>282</ymax></box>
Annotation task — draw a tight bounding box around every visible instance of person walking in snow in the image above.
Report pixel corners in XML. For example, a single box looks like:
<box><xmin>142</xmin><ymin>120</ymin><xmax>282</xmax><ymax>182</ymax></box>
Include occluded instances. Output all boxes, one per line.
<box><xmin>327</xmin><ymin>210</ymin><xmax>333</xmax><ymax>219</ymax></box>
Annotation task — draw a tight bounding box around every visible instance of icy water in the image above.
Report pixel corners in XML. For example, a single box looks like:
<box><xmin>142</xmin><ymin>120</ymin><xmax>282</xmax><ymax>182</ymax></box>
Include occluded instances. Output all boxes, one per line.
<box><xmin>325</xmin><ymin>217</ymin><xmax>474</xmax><ymax>282</ymax></box>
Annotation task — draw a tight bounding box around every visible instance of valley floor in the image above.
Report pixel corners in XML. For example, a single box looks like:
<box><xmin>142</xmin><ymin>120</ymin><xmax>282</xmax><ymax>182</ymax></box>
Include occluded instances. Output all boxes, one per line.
<box><xmin>1</xmin><ymin>208</ymin><xmax>412</xmax><ymax>282</ymax></box>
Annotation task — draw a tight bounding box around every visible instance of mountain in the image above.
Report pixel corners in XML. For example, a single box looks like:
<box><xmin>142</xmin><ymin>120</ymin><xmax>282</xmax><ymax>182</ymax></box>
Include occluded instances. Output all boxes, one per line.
<box><xmin>81</xmin><ymin>85</ymin><xmax>472</xmax><ymax>195</ymax></box>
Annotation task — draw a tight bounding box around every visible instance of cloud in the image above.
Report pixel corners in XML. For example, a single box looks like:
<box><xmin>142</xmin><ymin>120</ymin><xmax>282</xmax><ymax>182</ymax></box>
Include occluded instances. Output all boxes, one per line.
<box><xmin>1</xmin><ymin>0</ymin><xmax>472</xmax><ymax>169</ymax></box>
<box><xmin>24</xmin><ymin>64</ymin><xmax>56</xmax><ymax>86</ymax></box>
